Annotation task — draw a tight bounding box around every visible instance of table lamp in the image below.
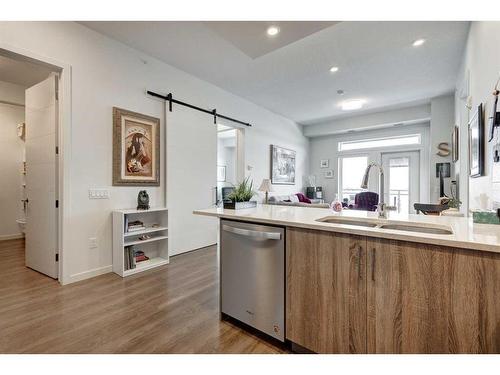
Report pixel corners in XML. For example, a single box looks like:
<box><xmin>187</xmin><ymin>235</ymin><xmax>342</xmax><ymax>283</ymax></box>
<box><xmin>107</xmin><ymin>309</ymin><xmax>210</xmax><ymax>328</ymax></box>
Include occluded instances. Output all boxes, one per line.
<box><xmin>258</xmin><ymin>179</ymin><xmax>274</xmax><ymax>204</ymax></box>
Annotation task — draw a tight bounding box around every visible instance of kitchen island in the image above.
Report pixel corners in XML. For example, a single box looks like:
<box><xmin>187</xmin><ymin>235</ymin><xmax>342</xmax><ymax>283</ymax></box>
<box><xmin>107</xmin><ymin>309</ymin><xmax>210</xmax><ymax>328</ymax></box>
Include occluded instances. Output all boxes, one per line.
<box><xmin>194</xmin><ymin>205</ymin><xmax>500</xmax><ymax>354</ymax></box>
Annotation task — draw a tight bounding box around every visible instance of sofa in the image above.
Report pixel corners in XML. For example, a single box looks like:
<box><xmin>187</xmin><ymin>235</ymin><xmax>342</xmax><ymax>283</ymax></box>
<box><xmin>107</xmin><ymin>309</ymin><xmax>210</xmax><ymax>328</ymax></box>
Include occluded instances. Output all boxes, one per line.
<box><xmin>268</xmin><ymin>193</ymin><xmax>330</xmax><ymax>208</ymax></box>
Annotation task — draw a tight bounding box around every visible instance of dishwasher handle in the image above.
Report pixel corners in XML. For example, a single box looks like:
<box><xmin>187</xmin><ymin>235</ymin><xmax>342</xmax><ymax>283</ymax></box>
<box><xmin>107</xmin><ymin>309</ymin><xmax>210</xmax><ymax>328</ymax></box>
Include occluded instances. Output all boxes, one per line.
<box><xmin>222</xmin><ymin>224</ymin><xmax>282</xmax><ymax>240</ymax></box>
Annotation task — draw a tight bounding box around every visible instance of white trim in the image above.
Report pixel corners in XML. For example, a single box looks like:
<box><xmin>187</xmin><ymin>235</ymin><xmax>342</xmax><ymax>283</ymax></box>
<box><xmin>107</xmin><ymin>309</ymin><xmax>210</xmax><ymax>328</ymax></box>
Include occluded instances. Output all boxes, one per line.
<box><xmin>67</xmin><ymin>265</ymin><xmax>113</xmax><ymax>284</ymax></box>
<box><xmin>0</xmin><ymin>43</ymin><xmax>72</xmax><ymax>286</ymax></box>
<box><xmin>0</xmin><ymin>233</ymin><xmax>25</xmax><ymax>241</ymax></box>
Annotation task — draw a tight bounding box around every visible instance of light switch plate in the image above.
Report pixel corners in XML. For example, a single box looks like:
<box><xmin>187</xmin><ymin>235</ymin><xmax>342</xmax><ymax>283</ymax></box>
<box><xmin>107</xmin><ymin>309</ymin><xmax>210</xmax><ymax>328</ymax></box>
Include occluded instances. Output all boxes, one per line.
<box><xmin>89</xmin><ymin>188</ymin><xmax>110</xmax><ymax>199</ymax></box>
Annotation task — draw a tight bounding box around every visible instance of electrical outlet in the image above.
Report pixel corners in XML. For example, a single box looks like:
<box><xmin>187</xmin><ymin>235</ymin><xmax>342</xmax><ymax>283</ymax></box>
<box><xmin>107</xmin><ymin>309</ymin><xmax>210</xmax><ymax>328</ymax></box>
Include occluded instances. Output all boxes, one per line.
<box><xmin>89</xmin><ymin>237</ymin><xmax>98</xmax><ymax>249</ymax></box>
<box><xmin>89</xmin><ymin>188</ymin><xmax>110</xmax><ymax>199</ymax></box>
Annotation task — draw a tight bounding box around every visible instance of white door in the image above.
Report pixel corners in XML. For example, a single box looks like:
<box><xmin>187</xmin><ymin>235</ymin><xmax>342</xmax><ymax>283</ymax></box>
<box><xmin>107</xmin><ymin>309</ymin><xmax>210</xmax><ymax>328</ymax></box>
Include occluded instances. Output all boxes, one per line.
<box><xmin>381</xmin><ymin>151</ymin><xmax>420</xmax><ymax>214</ymax></box>
<box><xmin>167</xmin><ymin>104</ymin><xmax>218</xmax><ymax>256</ymax></box>
<box><xmin>25</xmin><ymin>74</ymin><xmax>58</xmax><ymax>278</ymax></box>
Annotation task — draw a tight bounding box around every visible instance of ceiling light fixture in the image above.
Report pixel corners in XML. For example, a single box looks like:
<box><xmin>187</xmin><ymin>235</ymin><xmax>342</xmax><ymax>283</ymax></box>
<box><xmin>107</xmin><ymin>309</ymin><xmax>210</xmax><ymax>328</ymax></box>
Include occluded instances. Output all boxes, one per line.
<box><xmin>330</xmin><ymin>66</ymin><xmax>339</xmax><ymax>73</ymax></box>
<box><xmin>266</xmin><ymin>26</ymin><xmax>280</xmax><ymax>37</ymax></box>
<box><xmin>341</xmin><ymin>99</ymin><xmax>366</xmax><ymax>111</ymax></box>
<box><xmin>412</xmin><ymin>38</ymin><xmax>426</xmax><ymax>47</ymax></box>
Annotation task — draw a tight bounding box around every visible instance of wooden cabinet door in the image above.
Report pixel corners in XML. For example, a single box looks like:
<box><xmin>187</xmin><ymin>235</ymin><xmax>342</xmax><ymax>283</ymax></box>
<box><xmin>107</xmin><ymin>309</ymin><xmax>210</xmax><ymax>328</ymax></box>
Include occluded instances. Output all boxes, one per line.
<box><xmin>286</xmin><ymin>228</ymin><xmax>366</xmax><ymax>353</ymax></box>
<box><xmin>367</xmin><ymin>237</ymin><xmax>500</xmax><ymax>353</ymax></box>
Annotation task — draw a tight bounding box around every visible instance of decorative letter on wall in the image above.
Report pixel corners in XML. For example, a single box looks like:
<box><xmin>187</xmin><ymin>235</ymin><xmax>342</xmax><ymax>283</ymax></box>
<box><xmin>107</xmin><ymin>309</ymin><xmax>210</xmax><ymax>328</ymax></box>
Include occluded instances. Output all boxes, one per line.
<box><xmin>436</xmin><ymin>142</ymin><xmax>451</xmax><ymax>157</ymax></box>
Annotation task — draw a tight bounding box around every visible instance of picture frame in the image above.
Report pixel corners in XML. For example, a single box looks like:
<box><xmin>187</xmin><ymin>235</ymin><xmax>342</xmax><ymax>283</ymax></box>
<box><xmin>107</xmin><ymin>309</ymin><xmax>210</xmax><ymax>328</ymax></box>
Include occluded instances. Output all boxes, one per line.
<box><xmin>324</xmin><ymin>170</ymin><xmax>334</xmax><ymax>179</ymax></box>
<box><xmin>452</xmin><ymin>125</ymin><xmax>459</xmax><ymax>162</ymax></box>
<box><xmin>468</xmin><ymin>103</ymin><xmax>484</xmax><ymax>178</ymax></box>
<box><xmin>217</xmin><ymin>165</ymin><xmax>226</xmax><ymax>182</ymax></box>
<box><xmin>320</xmin><ymin>159</ymin><xmax>329</xmax><ymax>168</ymax></box>
<box><xmin>271</xmin><ymin>145</ymin><xmax>296</xmax><ymax>185</ymax></box>
<box><xmin>113</xmin><ymin>107</ymin><xmax>160</xmax><ymax>186</ymax></box>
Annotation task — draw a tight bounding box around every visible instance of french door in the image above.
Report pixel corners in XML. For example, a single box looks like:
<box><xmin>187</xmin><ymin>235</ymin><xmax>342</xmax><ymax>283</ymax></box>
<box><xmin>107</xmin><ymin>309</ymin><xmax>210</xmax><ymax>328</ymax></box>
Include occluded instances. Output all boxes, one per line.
<box><xmin>381</xmin><ymin>151</ymin><xmax>420</xmax><ymax>214</ymax></box>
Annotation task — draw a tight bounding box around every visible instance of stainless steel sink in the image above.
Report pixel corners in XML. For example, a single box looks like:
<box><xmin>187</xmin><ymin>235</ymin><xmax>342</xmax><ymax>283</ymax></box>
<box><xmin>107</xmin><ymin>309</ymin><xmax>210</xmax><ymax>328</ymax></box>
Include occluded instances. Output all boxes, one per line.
<box><xmin>316</xmin><ymin>216</ymin><xmax>453</xmax><ymax>235</ymax></box>
<box><xmin>378</xmin><ymin>223</ymin><xmax>453</xmax><ymax>235</ymax></box>
<box><xmin>316</xmin><ymin>217</ymin><xmax>378</xmax><ymax>228</ymax></box>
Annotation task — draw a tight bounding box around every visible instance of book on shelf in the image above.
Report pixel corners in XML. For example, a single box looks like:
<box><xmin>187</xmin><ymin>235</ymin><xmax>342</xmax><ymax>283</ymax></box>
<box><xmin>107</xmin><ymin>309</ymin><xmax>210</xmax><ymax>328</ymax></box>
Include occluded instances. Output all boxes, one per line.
<box><xmin>124</xmin><ymin>247</ymin><xmax>152</xmax><ymax>270</ymax></box>
<box><xmin>134</xmin><ymin>250</ymin><xmax>149</xmax><ymax>263</ymax></box>
<box><xmin>126</xmin><ymin>220</ymin><xmax>145</xmax><ymax>233</ymax></box>
<box><xmin>124</xmin><ymin>246</ymin><xmax>137</xmax><ymax>270</ymax></box>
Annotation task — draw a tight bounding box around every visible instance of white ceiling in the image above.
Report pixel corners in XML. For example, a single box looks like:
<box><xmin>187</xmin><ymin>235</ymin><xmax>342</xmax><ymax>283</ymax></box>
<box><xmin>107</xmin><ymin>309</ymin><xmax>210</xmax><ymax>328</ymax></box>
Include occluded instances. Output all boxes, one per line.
<box><xmin>0</xmin><ymin>54</ymin><xmax>53</xmax><ymax>87</ymax></box>
<box><xmin>81</xmin><ymin>21</ymin><xmax>469</xmax><ymax>125</ymax></box>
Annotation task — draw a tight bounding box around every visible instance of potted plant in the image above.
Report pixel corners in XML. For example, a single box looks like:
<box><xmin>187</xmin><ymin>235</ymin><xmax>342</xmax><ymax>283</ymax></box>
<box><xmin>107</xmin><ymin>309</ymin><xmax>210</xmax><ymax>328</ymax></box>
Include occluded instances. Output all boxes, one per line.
<box><xmin>223</xmin><ymin>177</ymin><xmax>257</xmax><ymax>209</ymax></box>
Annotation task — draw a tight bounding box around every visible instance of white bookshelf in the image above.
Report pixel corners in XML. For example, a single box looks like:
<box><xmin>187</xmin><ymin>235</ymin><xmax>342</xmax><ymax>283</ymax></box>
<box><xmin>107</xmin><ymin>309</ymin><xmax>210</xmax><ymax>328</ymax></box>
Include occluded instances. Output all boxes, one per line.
<box><xmin>112</xmin><ymin>207</ymin><xmax>169</xmax><ymax>277</ymax></box>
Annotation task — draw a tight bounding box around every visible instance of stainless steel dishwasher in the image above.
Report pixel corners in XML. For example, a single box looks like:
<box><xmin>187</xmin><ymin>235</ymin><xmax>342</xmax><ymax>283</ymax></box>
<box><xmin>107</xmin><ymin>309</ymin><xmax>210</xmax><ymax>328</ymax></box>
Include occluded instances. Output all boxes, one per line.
<box><xmin>220</xmin><ymin>219</ymin><xmax>285</xmax><ymax>342</ymax></box>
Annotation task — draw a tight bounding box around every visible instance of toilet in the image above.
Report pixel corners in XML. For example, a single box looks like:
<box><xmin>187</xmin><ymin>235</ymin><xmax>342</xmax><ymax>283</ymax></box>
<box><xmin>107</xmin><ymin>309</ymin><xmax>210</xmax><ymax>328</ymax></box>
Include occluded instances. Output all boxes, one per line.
<box><xmin>16</xmin><ymin>218</ymin><xmax>26</xmax><ymax>234</ymax></box>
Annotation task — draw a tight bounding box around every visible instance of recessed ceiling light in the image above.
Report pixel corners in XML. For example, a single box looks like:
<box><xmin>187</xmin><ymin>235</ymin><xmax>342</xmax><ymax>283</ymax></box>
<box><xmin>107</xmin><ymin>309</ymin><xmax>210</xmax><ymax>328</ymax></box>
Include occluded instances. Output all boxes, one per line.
<box><xmin>341</xmin><ymin>99</ymin><xmax>366</xmax><ymax>111</ymax></box>
<box><xmin>266</xmin><ymin>26</ymin><xmax>280</xmax><ymax>37</ymax></box>
<box><xmin>412</xmin><ymin>38</ymin><xmax>426</xmax><ymax>47</ymax></box>
<box><xmin>330</xmin><ymin>66</ymin><xmax>339</xmax><ymax>73</ymax></box>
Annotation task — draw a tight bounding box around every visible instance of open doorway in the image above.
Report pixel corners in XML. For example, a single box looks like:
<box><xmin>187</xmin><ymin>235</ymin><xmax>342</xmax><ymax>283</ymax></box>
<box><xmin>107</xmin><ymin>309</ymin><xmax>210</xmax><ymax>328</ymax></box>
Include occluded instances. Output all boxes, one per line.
<box><xmin>217</xmin><ymin>124</ymin><xmax>244</xmax><ymax>204</ymax></box>
<box><xmin>0</xmin><ymin>52</ymin><xmax>61</xmax><ymax>280</ymax></box>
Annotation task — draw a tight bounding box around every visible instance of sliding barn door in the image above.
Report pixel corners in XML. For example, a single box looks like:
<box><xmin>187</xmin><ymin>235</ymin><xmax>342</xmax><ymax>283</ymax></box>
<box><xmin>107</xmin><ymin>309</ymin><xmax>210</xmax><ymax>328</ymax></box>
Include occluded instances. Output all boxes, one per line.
<box><xmin>166</xmin><ymin>103</ymin><xmax>218</xmax><ymax>255</ymax></box>
<box><xmin>24</xmin><ymin>74</ymin><xmax>58</xmax><ymax>278</ymax></box>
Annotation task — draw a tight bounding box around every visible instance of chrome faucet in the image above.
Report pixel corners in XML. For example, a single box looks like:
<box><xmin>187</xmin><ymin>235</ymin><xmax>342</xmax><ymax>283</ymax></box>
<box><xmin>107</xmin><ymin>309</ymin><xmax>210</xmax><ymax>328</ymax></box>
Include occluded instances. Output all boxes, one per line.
<box><xmin>361</xmin><ymin>162</ymin><xmax>388</xmax><ymax>218</ymax></box>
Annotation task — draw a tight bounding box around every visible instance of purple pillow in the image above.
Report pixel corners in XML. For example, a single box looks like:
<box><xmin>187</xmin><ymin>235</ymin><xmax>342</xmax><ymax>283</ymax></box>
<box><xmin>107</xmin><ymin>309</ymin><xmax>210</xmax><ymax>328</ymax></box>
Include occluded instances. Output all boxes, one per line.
<box><xmin>296</xmin><ymin>193</ymin><xmax>311</xmax><ymax>204</ymax></box>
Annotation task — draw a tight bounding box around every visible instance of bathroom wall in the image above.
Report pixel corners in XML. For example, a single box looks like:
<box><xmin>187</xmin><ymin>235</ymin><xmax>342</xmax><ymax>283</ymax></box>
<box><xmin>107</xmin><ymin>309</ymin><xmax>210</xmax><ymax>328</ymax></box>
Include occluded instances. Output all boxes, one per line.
<box><xmin>454</xmin><ymin>22</ymin><xmax>500</xmax><ymax>213</ymax></box>
<box><xmin>0</xmin><ymin>81</ymin><xmax>26</xmax><ymax>239</ymax></box>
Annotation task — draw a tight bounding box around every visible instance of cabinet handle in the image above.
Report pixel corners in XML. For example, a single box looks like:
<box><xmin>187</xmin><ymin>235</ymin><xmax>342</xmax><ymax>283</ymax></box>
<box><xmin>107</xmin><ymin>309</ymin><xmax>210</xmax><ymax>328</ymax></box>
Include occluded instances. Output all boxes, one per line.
<box><xmin>371</xmin><ymin>248</ymin><xmax>376</xmax><ymax>282</ymax></box>
<box><xmin>358</xmin><ymin>245</ymin><xmax>362</xmax><ymax>280</ymax></box>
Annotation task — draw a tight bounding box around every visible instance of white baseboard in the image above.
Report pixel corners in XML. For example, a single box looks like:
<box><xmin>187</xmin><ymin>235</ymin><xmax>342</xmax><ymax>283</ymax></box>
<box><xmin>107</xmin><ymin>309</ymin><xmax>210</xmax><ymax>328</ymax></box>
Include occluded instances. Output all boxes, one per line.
<box><xmin>0</xmin><ymin>233</ymin><xmax>25</xmax><ymax>241</ymax></box>
<box><xmin>63</xmin><ymin>265</ymin><xmax>112</xmax><ymax>285</ymax></box>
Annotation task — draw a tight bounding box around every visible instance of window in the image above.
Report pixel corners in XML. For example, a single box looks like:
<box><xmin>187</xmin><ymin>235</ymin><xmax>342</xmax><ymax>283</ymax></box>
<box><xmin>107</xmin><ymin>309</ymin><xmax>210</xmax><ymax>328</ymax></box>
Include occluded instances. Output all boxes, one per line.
<box><xmin>340</xmin><ymin>156</ymin><xmax>368</xmax><ymax>202</ymax></box>
<box><xmin>338</xmin><ymin>134</ymin><xmax>421</xmax><ymax>152</ymax></box>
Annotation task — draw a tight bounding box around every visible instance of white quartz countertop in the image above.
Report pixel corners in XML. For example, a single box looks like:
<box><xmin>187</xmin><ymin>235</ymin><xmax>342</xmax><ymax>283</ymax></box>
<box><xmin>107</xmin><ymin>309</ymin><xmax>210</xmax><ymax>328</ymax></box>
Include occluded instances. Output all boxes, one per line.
<box><xmin>194</xmin><ymin>204</ymin><xmax>500</xmax><ymax>254</ymax></box>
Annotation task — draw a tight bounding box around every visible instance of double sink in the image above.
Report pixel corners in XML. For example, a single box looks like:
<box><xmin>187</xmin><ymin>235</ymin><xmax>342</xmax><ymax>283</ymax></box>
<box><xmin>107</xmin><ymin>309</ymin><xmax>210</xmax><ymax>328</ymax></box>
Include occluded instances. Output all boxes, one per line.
<box><xmin>316</xmin><ymin>216</ymin><xmax>453</xmax><ymax>235</ymax></box>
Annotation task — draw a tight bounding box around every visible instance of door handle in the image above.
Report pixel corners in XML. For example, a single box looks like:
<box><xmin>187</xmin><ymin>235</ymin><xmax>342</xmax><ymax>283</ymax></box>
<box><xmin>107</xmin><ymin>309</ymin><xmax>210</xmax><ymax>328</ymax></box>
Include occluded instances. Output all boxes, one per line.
<box><xmin>222</xmin><ymin>225</ymin><xmax>281</xmax><ymax>240</ymax></box>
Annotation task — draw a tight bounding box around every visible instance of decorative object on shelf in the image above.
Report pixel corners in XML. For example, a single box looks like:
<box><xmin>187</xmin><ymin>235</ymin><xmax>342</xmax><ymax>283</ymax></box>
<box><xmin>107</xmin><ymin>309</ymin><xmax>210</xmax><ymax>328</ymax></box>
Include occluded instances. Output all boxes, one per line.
<box><xmin>137</xmin><ymin>190</ymin><xmax>150</xmax><ymax>210</ymax></box>
<box><xmin>324</xmin><ymin>170</ymin><xmax>334</xmax><ymax>179</ymax></box>
<box><xmin>271</xmin><ymin>145</ymin><xmax>296</xmax><ymax>185</ymax></box>
<box><xmin>258</xmin><ymin>179</ymin><xmax>274</xmax><ymax>204</ymax></box>
<box><xmin>217</xmin><ymin>165</ymin><xmax>226</xmax><ymax>182</ymax></box>
<box><xmin>436</xmin><ymin>142</ymin><xmax>450</xmax><ymax>157</ymax></box>
<box><xmin>113</xmin><ymin>107</ymin><xmax>160</xmax><ymax>186</ymax></box>
<box><xmin>469</xmin><ymin>103</ymin><xmax>484</xmax><ymax>178</ymax></box>
<box><xmin>320</xmin><ymin>159</ymin><xmax>329</xmax><ymax>168</ymax></box>
<box><xmin>452</xmin><ymin>125</ymin><xmax>459</xmax><ymax>162</ymax></box>
<box><xmin>435</xmin><ymin>163</ymin><xmax>451</xmax><ymax>178</ymax></box>
<box><xmin>223</xmin><ymin>177</ymin><xmax>257</xmax><ymax>209</ymax></box>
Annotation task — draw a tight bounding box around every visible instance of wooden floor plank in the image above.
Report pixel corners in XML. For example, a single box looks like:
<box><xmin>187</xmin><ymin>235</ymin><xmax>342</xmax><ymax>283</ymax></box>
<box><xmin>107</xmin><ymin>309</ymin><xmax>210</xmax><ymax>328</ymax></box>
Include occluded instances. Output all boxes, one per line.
<box><xmin>0</xmin><ymin>239</ymin><xmax>284</xmax><ymax>354</ymax></box>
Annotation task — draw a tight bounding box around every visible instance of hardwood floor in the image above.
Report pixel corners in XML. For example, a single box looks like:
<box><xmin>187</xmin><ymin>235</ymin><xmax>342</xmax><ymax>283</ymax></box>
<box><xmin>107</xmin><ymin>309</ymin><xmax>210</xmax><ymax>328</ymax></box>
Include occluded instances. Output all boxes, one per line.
<box><xmin>0</xmin><ymin>239</ymin><xmax>285</xmax><ymax>354</ymax></box>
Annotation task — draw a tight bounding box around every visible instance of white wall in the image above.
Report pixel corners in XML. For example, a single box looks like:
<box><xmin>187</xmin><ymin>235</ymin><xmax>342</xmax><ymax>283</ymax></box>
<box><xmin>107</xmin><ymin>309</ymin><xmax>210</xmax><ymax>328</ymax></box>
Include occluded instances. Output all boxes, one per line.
<box><xmin>0</xmin><ymin>80</ymin><xmax>25</xmax><ymax>239</ymax></box>
<box><xmin>309</xmin><ymin>123</ymin><xmax>430</xmax><ymax>204</ymax></box>
<box><xmin>0</xmin><ymin>22</ymin><xmax>309</xmax><ymax>283</ymax></box>
<box><xmin>455</xmin><ymin>22</ymin><xmax>500</xmax><ymax>213</ymax></box>
<box><xmin>429</xmin><ymin>95</ymin><xmax>455</xmax><ymax>202</ymax></box>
